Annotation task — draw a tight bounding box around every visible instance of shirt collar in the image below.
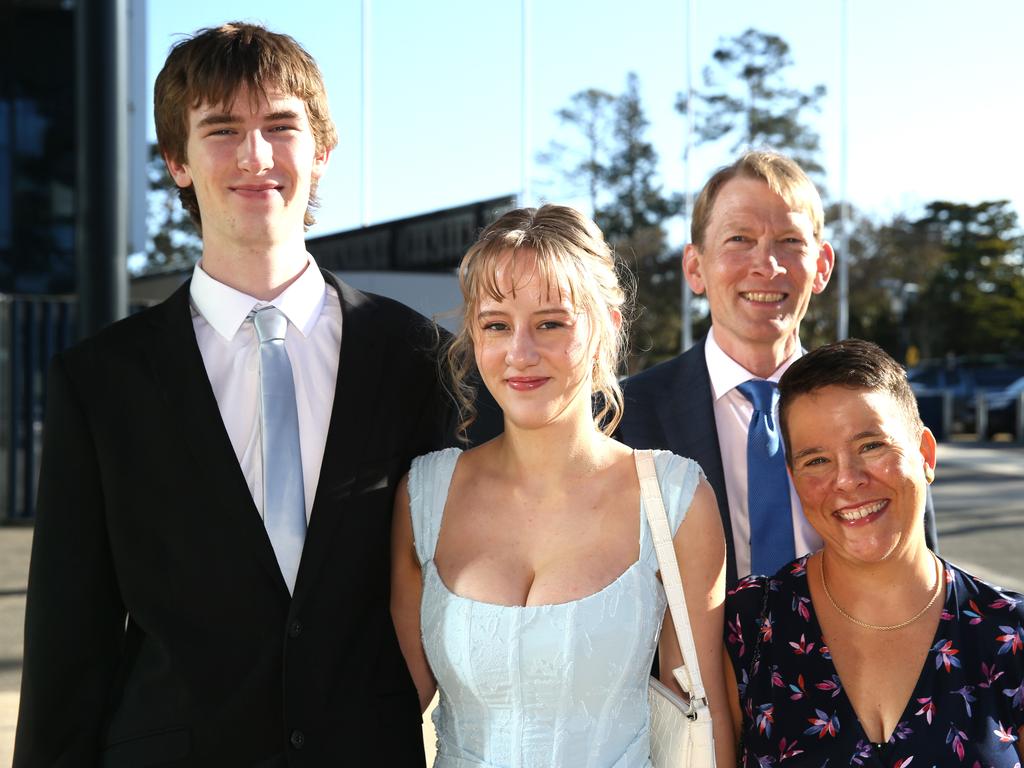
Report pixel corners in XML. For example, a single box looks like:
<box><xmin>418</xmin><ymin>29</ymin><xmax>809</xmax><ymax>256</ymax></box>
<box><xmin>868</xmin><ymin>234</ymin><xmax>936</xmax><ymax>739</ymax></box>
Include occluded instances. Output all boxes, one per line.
<box><xmin>704</xmin><ymin>326</ymin><xmax>803</xmax><ymax>402</ymax></box>
<box><xmin>189</xmin><ymin>254</ymin><xmax>326</xmax><ymax>341</ymax></box>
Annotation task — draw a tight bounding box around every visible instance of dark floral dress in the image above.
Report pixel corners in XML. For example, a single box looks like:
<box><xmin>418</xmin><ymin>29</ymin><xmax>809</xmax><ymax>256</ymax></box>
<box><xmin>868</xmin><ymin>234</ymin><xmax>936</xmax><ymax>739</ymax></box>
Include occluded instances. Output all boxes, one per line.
<box><xmin>725</xmin><ymin>555</ymin><xmax>1024</xmax><ymax>767</ymax></box>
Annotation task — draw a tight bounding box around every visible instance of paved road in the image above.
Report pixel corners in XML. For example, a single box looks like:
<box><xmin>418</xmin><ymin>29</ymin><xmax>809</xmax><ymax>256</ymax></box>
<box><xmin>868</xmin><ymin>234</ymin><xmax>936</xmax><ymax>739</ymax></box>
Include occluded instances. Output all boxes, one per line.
<box><xmin>0</xmin><ymin>441</ymin><xmax>1020</xmax><ymax>764</ymax></box>
<box><xmin>930</xmin><ymin>441</ymin><xmax>1024</xmax><ymax>591</ymax></box>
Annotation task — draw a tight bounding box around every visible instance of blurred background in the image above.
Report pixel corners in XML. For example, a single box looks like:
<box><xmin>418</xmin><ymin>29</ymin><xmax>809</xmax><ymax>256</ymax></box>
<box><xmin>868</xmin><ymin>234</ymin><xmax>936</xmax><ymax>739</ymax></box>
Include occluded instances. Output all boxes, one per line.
<box><xmin>1</xmin><ymin>0</ymin><xmax>1022</xmax><ymax>761</ymax></box>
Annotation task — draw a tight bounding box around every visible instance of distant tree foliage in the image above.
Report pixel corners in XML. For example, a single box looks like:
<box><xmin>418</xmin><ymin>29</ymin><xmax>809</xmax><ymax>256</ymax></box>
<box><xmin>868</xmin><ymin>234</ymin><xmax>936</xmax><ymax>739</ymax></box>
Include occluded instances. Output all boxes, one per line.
<box><xmin>541</xmin><ymin>73</ymin><xmax>681</xmax><ymax>371</ymax></box>
<box><xmin>678</xmin><ymin>28</ymin><xmax>826</xmax><ymax>178</ymax></box>
<box><xmin>913</xmin><ymin>201</ymin><xmax>1024</xmax><ymax>357</ymax></box>
<box><xmin>135</xmin><ymin>143</ymin><xmax>201</xmax><ymax>276</ymax></box>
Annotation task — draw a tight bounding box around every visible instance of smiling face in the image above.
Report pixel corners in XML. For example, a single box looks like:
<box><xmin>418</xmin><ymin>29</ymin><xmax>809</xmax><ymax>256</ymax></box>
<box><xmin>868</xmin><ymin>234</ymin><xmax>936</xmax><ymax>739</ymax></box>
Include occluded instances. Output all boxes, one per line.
<box><xmin>684</xmin><ymin>176</ymin><xmax>834</xmax><ymax>370</ymax></box>
<box><xmin>165</xmin><ymin>86</ymin><xmax>328</xmax><ymax>252</ymax></box>
<box><xmin>472</xmin><ymin>250</ymin><xmax>598</xmax><ymax>433</ymax></box>
<box><xmin>786</xmin><ymin>385</ymin><xmax>936</xmax><ymax>565</ymax></box>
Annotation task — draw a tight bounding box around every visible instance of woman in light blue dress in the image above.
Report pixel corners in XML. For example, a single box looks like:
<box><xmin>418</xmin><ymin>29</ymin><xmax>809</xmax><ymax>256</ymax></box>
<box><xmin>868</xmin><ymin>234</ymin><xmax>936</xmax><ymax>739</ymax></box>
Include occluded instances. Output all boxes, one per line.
<box><xmin>391</xmin><ymin>204</ymin><xmax>735</xmax><ymax>767</ymax></box>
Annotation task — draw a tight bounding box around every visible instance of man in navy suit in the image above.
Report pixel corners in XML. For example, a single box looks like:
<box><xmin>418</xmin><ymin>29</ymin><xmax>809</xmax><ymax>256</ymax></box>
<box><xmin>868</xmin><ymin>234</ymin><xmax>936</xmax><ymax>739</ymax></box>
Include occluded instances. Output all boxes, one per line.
<box><xmin>15</xmin><ymin>23</ymin><xmax>439</xmax><ymax>766</ymax></box>
<box><xmin>618</xmin><ymin>151</ymin><xmax>936</xmax><ymax>585</ymax></box>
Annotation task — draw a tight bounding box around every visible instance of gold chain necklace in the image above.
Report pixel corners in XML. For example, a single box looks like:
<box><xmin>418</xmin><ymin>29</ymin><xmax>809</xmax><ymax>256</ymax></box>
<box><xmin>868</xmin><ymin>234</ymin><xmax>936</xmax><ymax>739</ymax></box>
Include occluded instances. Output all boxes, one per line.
<box><xmin>819</xmin><ymin>552</ymin><xmax>943</xmax><ymax>632</ymax></box>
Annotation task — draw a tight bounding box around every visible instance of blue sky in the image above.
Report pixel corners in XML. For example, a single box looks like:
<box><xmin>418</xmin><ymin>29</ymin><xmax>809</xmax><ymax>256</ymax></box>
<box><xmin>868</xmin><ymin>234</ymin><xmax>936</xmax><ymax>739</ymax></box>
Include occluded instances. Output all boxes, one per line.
<box><xmin>147</xmin><ymin>0</ymin><xmax>1024</xmax><ymax>245</ymax></box>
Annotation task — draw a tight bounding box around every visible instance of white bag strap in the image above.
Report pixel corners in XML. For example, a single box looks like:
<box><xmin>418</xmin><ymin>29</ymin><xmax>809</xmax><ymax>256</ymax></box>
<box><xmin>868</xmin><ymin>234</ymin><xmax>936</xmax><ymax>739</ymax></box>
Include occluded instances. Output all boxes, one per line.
<box><xmin>634</xmin><ymin>449</ymin><xmax>708</xmax><ymax>706</ymax></box>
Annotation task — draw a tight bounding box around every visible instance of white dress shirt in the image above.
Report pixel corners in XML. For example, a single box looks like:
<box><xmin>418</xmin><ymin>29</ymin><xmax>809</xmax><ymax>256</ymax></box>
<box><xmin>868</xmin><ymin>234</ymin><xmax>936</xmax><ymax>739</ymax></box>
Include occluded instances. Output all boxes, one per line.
<box><xmin>189</xmin><ymin>256</ymin><xmax>342</xmax><ymax>523</ymax></box>
<box><xmin>704</xmin><ymin>327</ymin><xmax>823</xmax><ymax>578</ymax></box>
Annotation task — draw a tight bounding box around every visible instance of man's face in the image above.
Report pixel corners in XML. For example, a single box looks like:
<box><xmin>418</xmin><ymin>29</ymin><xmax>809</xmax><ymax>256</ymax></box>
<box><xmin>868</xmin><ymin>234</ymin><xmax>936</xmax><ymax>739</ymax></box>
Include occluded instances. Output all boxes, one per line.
<box><xmin>165</xmin><ymin>86</ymin><xmax>328</xmax><ymax>251</ymax></box>
<box><xmin>684</xmin><ymin>176</ymin><xmax>834</xmax><ymax>364</ymax></box>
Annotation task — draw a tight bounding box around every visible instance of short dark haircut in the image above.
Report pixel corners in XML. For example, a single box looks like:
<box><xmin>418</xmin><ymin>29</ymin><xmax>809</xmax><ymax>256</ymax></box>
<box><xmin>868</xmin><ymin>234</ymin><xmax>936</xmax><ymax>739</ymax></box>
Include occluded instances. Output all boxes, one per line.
<box><xmin>778</xmin><ymin>339</ymin><xmax>923</xmax><ymax>464</ymax></box>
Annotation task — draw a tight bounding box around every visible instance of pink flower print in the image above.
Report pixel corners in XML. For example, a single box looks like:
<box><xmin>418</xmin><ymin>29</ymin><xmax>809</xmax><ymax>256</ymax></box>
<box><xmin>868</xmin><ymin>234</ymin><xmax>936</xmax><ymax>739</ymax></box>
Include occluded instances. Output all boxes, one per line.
<box><xmin>996</xmin><ymin>625</ymin><xmax>1024</xmax><ymax>656</ymax></box>
<box><xmin>756</xmin><ymin>755</ymin><xmax>776</xmax><ymax>768</ymax></box>
<box><xmin>777</xmin><ymin>737</ymin><xmax>804</xmax><ymax>762</ymax></box>
<box><xmin>788</xmin><ymin>634</ymin><xmax>815</xmax><ymax>655</ymax></box>
<box><xmin>803</xmin><ymin>709</ymin><xmax>839</xmax><ymax>739</ymax></box>
<box><xmin>893</xmin><ymin>758</ymin><xmax>914</xmax><ymax>768</ymax></box>
<box><xmin>915</xmin><ymin>696</ymin><xmax>936</xmax><ymax>724</ymax></box>
<box><xmin>1004</xmin><ymin>680</ymin><xmax>1024</xmax><ymax>709</ymax></box>
<box><xmin>941</xmin><ymin>609</ymin><xmax>954</xmax><ymax>621</ymax></box>
<box><xmin>792</xmin><ymin>594</ymin><xmax>811</xmax><ymax>621</ymax></box>
<box><xmin>728</xmin><ymin>575</ymin><xmax>761</xmax><ymax>596</ymax></box>
<box><xmin>760</xmin><ymin>613</ymin><xmax>774</xmax><ymax>644</ymax></box>
<box><xmin>893</xmin><ymin>720</ymin><xmax>912</xmax><ymax>741</ymax></box>
<box><xmin>728</xmin><ymin>614</ymin><xmax>746</xmax><ymax>656</ymax></box>
<box><xmin>932</xmin><ymin>639</ymin><xmax>961</xmax><ymax>672</ymax></box>
<box><xmin>770</xmin><ymin>665</ymin><xmax>784</xmax><ymax>689</ymax></box>
<box><xmin>993</xmin><ymin>722</ymin><xmax>1018</xmax><ymax>743</ymax></box>
<box><xmin>755</xmin><ymin>702</ymin><xmax>775</xmax><ymax>737</ymax></box>
<box><xmin>991</xmin><ymin>593</ymin><xmax>1020</xmax><ymax>611</ymax></box>
<box><xmin>946</xmin><ymin>724</ymin><xmax>968</xmax><ymax>761</ymax></box>
<box><xmin>815</xmin><ymin>674</ymin><xmax>842</xmax><ymax>698</ymax></box>
<box><xmin>952</xmin><ymin>685</ymin><xmax>976</xmax><ymax>717</ymax></box>
<box><xmin>963</xmin><ymin>600</ymin><xmax>984</xmax><ymax>625</ymax></box>
<box><xmin>788</xmin><ymin>673</ymin><xmax>807</xmax><ymax>701</ymax></box>
<box><xmin>978</xmin><ymin>661</ymin><xmax>1005</xmax><ymax>689</ymax></box>
<box><xmin>818</xmin><ymin>643</ymin><xmax>832</xmax><ymax>661</ymax></box>
<box><xmin>789</xmin><ymin>559</ymin><xmax>807</xmax><ymax>577</ymax></box>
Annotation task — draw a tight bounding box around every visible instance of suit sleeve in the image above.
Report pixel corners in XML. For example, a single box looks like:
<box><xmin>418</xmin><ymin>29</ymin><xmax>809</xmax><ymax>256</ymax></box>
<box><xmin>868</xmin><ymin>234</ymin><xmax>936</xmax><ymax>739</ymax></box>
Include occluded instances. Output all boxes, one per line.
<box><xmin>14</xmin><ymin>354</ymin><xmax>126</xmax><ymax>767</ymax></box>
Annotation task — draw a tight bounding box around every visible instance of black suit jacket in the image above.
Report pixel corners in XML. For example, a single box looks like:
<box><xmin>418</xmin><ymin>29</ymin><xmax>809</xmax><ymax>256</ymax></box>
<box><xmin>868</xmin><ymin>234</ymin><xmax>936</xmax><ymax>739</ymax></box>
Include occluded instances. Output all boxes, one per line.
<box><xmin>15</xmin><ymin>273</ymin><xmax>445</xmax><ymax>767</ymax></box>
<box><xmin>618</xmin><ymin>335</ymin><xmax>938</xmax><ymax>586</ymax></box>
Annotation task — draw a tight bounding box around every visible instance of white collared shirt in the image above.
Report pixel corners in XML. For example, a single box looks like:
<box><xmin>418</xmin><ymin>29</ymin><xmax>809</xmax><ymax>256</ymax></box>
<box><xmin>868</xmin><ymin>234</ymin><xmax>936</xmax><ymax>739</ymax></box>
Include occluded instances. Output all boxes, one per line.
<box><xmin>704</xmin><ymin>327</ymin><xmax>823</xmax><ymax>578</ymax></box>
<box><xmin>189</xmin><ymin>255</ymin><xmax>342</xmax><ymax>522</ymax></box>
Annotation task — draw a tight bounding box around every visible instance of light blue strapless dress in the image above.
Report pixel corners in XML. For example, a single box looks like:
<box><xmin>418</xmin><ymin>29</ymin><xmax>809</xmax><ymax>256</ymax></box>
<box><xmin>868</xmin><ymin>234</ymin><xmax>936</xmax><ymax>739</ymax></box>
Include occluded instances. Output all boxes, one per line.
<box><xmin>408</xmin><ymin>448</ymin><xmax>701</xmax><ymax>768</ymax></box>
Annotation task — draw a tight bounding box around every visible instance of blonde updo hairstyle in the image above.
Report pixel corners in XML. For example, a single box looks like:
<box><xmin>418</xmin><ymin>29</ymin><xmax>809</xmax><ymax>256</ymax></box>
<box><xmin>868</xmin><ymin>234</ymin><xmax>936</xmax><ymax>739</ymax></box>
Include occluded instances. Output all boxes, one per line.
<box><xmin>447</xmin><ymin>204</ymin><xmax>631</xmax><ymax>441</ymax></box>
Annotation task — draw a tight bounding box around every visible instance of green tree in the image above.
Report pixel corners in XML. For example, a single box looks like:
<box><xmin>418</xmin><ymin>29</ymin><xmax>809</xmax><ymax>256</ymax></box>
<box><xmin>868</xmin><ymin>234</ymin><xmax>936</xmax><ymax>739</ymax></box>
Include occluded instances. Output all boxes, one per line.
<box><xmin>536</xmin><ymin>89</ymin><xmax>616</xmax><ymax>215</ymax></box>
<box><xmin>678</xmin><ymin>28</ymin><xmax>826</xmax><ymax>177</ymax></box>
<box><xmin>541</xmin><ymin>74</ymin><xmax>681</xmax><ymax>372</ymax></box>
<box><xmin>134</xmin><ymin>143</ymin><xmax>201</xmax><ymax>276</ymax></box>
<box><xmin>913</xmin><ymin>201</ymin><xmax>1024</xmax><ymax>357</ymax></box>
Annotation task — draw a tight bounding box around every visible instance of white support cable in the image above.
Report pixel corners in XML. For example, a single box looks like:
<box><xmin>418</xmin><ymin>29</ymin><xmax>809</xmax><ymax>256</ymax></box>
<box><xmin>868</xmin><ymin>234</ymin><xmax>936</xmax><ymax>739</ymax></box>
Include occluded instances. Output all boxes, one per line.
<box><xmin>520</xmin><ymin>0</ymin><xmax>532</xmax><ymax>208</ymax></box>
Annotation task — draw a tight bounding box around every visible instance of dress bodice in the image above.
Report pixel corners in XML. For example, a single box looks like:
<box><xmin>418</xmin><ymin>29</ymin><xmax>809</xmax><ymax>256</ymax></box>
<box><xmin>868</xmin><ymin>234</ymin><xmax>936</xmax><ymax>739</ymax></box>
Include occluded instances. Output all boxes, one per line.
<box><xmin>408</xmin><ymin>448</ymin><xmax>701</xmax><ymax>768</ymax></box>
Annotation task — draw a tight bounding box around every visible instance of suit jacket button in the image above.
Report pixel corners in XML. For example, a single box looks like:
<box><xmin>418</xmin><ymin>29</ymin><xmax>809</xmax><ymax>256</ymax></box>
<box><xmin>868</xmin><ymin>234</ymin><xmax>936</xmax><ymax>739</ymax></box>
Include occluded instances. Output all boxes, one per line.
<box><xmin>290</xmin><ymin>730</ymin><xmax>305</xmax><ymax>749</ymax></box>
<box><xmin>288</xmin><ymin>620</ymin><xmax>303</xmax><ymax>638</ymax></box>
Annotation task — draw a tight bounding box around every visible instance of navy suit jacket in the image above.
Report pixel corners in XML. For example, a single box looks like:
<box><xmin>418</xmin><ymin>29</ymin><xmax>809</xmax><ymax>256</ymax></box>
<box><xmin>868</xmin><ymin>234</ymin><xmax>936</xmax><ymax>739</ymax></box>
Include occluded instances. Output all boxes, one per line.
<box><xmin>618</xmin><ymin>335</ymin><xmax>938</xmax><ymax>586</ymax></box>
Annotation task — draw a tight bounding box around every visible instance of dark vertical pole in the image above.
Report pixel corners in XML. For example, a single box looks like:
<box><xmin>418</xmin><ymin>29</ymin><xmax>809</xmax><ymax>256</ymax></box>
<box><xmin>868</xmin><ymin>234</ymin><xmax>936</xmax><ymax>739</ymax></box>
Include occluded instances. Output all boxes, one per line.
<box><xmin>75</xmin><ymin>0</ymin><xmax>128</xmax><ymax>340</ymax></box>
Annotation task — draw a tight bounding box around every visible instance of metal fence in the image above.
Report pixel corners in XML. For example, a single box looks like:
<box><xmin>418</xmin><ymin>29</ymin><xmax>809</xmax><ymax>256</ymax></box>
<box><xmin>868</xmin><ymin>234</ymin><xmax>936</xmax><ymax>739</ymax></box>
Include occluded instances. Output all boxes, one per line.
<box><xmin>0</xmin><ymin>294</ymin><xmax>78</xmax><ymax>522</ymax></box>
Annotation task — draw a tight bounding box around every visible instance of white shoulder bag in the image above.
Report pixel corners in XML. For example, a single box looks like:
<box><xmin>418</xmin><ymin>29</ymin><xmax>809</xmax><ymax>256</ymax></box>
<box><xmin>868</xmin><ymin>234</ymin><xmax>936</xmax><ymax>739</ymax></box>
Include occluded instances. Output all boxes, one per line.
<box><xmin>635</xmin><ymin>450</ymin><xmax>716</xmax><ymax>768</ymax></box>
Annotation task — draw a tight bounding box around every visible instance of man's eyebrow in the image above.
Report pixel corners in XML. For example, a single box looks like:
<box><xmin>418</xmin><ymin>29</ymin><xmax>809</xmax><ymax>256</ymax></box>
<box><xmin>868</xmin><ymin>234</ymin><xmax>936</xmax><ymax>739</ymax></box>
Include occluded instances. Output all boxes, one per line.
<box><xmin>790</xmin><ymin>446</ymin><xmax>824</xmax><ymax>462</ymax></box>
<box><xmin>195</xmin><ymin>109</ymin><xmax>302</xmax><ymax>129</ymax></box>
<box><xmin>195</xmin><ymin>113</ymin><xmax>239</xmax><ymax>129</ymax></box>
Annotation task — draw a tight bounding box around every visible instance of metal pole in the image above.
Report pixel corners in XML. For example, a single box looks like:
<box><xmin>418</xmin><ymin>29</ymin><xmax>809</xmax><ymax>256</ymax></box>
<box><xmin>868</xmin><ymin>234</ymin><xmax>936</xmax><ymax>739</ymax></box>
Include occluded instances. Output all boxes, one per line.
<box><xmin>360</xmin><ymin>0</ymin><xmax>372</xmax><ymax>227</ymax></box>
<box><xmin>520</xmin><ymin>0</ymin><xmax>532</xmax><ymax>207</ymax></box>
<box><xmin>837</xmin><ymin>0</ymin><xmax>850</xmax><ymax>340</ymax></box>
<box><xmin>680</xmin><ymin>0</ymin><xmax>695</xmax><ymax>352</ymax></box>
<box><xmin>75</xmin><ymin>0</ymin><xmax>128</xmax><ymax>339</ymax></box>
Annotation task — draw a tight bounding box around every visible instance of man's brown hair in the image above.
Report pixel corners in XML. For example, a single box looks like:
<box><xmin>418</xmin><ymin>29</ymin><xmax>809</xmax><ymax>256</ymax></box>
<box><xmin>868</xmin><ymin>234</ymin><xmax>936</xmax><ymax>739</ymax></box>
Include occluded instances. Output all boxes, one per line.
<box><xmin>154</xmin><ymin>22</ymin><xmax>338</xmax><ymax>233</ymax></box>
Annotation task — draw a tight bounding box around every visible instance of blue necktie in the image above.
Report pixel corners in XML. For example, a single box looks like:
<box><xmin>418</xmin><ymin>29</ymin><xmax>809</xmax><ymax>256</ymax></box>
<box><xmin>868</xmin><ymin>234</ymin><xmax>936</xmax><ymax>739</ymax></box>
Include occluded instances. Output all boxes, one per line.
<box><xmin>252</xmin><ymin>307</ymin><xmax>306</xmax><ymax>594</ymax></box>
<box><xmin>736</xmin><ymin>379</ymin><xmax>794</xmax><ymax>576</ymax></box>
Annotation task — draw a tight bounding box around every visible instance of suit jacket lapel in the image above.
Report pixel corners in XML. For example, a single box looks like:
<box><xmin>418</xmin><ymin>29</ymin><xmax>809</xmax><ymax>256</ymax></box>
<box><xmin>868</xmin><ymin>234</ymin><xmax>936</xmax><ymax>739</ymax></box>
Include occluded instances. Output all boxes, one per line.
<box><xmin>293</xmin><ymin>272</ymin><xmax>388</xmax><ymax>597</ymax></box>
<box><xmin>144</xmin><ymin>281</ymin><xmax>290</xmax><ymax>595</ymax></box>
<box><xmin>661</xmin><ymin>337</ymin><xmax>738</xmax><ymax>584</ymax></box>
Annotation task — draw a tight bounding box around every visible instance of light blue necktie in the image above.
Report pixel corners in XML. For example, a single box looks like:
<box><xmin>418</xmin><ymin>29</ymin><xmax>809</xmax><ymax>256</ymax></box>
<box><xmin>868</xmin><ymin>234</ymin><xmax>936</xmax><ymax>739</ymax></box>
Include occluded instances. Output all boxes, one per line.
<box><xmin>736</xmin><ymin>379</ymin><xmax>795</xmax><ymax>576</ymax></box>
<box><xmin>252</xmin><ymin>307</ymin><xmax>306</xmax><ymax>594</ymax></box>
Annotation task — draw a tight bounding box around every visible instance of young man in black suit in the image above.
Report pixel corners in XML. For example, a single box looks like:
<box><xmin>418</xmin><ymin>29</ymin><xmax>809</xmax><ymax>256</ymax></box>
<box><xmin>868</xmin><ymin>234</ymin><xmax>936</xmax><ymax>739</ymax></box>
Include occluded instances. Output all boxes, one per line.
<box><xmin>618</xmin><ymin>151</ymin><xmax>936</xmax><ymax>586</ymax></box>
<box><xmin>15</xmin><ymin>23</ymin><xmax>440</xmax><ymax>766</ymax></box>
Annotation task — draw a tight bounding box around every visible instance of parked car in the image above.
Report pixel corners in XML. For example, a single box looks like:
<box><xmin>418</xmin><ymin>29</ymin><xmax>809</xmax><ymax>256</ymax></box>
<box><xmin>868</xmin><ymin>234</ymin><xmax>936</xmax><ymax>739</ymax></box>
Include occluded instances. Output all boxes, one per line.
<box><xmin>908</xmin><ymin>356</ymin><xmax>1024</xmax><ymax>435</ymax></box>
<box><xmin>978</xmin><ymin>375</ymin><xmax>1024</xmax><ymax>438</ymax></box>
